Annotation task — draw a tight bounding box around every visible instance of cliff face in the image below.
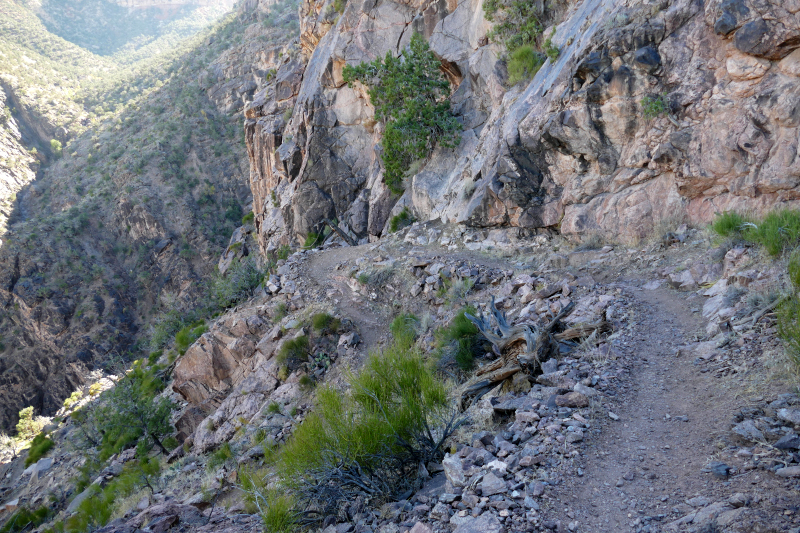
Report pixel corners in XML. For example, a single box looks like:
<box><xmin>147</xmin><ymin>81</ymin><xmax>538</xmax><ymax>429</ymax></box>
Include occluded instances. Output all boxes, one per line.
<box><xmin>245</xmin><ymin>0</ymin><xmax>800</xmax><ymax>251</ymax></box>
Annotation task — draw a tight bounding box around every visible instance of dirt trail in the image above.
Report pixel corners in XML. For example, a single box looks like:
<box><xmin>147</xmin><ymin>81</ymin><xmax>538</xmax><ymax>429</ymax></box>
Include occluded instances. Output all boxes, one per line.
<box><xmin>547</xmin><ymin>283</ymin><xmax>773</xmax><ymax>532</ymax></box>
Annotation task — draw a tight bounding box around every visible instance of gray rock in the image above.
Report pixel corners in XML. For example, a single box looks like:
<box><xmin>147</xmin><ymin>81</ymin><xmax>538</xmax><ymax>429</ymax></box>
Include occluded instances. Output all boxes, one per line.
<box><xmin>479</xmin><ymin>472</ymin><xmax>507</xmax><ymax>496</ymax></box>
<box><xmin>732</xmin><ymin>420</ymin><xmax>765</xmax><ymax>442</ymax></box>
<box><xmin>776</xmin><ymin>466</ymin><xmax>800</xmax><ymax>478</ymax></box>
<box><xmin>778</xmin><ymin>408</ymin><xmax>800</xmax><ymax>426</ymax></box>
<box><xmin>443</xmin><ymin>454</ymin><xmax>465</xmax><ymax>487</ymax></box>
<box><xmin>555</xmin><ymin>392</ymin><xmax>590</xmax><ymax>408</ymax></box>
<box><xmin>774</xmin><ymin>433</ymin><xmax>800</xmax><ymax>450</ymax></box>
<box><xmin>453</xmin><ymin>513</ymin><xmax>503</xmax><ymax>533</ymax></box>
<box><xmin>540</xmin><ymin>359</ymin><xmax>559</xmax><ymax>374</ymax></box>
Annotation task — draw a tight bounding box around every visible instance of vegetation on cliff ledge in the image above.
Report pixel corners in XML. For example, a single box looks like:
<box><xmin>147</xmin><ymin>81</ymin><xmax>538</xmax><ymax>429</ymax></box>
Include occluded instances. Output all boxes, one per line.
<box><xmin>343</xmin><ymin>33</ymin><xmax>461</xmax><ymax>194</ymax></box>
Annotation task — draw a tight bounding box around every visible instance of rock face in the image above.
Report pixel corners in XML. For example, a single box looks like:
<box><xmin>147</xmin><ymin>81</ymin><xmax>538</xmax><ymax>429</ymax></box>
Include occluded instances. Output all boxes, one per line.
<box><xmin>246</xmin><ymin>0</ymin><xmax>800</xmax><ymax>251</ymax></box>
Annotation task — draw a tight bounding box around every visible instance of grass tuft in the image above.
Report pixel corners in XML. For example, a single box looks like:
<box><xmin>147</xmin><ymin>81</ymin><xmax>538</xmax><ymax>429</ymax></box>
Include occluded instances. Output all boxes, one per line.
<box><xmin>435</xmin><ymin>307</ymin><xmax>481</xmax><ymax>370</ymax></box>
<box><xmin>311</xmin><ymin>312</ymin><xmax>340</xmax><ymax>334</ymax></box>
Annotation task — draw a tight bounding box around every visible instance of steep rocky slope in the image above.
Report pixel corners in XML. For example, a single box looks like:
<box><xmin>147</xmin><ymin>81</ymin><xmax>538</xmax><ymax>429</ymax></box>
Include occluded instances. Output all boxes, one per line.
<box><xmin>0</xmin><ymin>0</ymin><xmax>299</xmax><ymax>430</ymax></box>
<box><xmin>245</xmin><ymin>0</ymin><xmax>800</xmax><ymax>253</ymax></box>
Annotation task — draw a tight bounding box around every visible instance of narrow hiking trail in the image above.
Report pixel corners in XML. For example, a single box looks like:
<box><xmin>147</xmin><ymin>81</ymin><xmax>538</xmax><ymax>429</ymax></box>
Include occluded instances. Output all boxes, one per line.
<box><xmin>545</xmin><ymin>283</ymin><xmax>791</xmax><ymax>532</ymax></box>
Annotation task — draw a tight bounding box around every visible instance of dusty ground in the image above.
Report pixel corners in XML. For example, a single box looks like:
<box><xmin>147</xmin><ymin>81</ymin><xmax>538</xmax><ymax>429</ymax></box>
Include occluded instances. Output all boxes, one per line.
<box><xmin>299</xmin><ymin>230</ymin><xmax>800</xmax><ymax>533</ymax></box>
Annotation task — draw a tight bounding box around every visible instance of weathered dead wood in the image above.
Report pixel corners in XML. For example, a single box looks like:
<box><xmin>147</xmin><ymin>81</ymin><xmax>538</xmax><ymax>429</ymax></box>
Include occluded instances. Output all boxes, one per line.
<box><xmin>324</xmin><ymin>218</ymin><xmax>357</xmax><ymax>246</ymax></box>
<box><xmin>458</xmin><ymin>298</ymin><xmax>608</xmax><ymax>406</ymax></box>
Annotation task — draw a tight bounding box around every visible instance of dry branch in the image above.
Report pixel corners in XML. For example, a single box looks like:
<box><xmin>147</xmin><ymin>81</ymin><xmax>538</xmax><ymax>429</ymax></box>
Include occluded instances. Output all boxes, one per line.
<box><xmin>457</xmin><ymin>297</ymin><xmax>608</xmax><ymax>406</ymax></box>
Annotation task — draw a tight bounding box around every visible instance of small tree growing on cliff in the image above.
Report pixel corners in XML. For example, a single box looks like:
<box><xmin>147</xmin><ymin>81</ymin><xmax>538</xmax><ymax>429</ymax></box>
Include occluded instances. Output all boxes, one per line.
<box><xmin>343</xmin><ymin>33</ymin><xmax>461</xmax><ymax>194</ymax></box>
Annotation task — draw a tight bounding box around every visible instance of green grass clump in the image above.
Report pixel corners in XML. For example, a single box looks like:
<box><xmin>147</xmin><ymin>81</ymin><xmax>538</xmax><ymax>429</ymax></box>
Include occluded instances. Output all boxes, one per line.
<box><xmin>303</xmin><ymin>232</ymin><xmax>320</xmax><ymax>249</ymax></box>
<box><xmin>711</xmin><ymin>209</ymin><xmax>800</xmax><ymax>256</ymax></box>
<box><xmin>266</xmin><ymin>402</ymin><xmax>281</xmax><ymax>415</ymax></box>
<box><xmin>641</xmin><ymin>92</ymin><xmax>669</xmax><ymax>119</ymax></box>
<box><xmin>276</xmin><ymin>336</ymin><xmax>309</xmax><ymax>365</ymax></box>
<box><xmin>311</xmin><ymin>312</ymin><xmax>340</xmax><ymax>334</ymax></box>
<box><xmin>242</xmin><ymin>211</ymin><xmax>255</xmax><ymax>224</ymax></box>
<box><xmin>543</xmin><ymin>29</ymin><xmax>559</xmax><ymax>62</ymax></box>
<box><xmin>778</xmin><ymin>250</ymin><xmax>800</xmax><ymax>374</ymax></box>
<box><xmin>435</xmin><ymin>307</ymin><xmax>481</xmax><ymax>370</ymax></box>
<box><xmin>25</xmin><ymin>433</ymin><xmax>54</xmax><ymax>467</ymax></box>
<box><xmin>507</xmin><ymin>45</ymin><xmax>545</xmax><ymax>85</ymax></box>
<box><xmin>390</xmin><ymin>313</ymin><xmax>419</xmax><ymax>346</ymax></box>
<box><xmin>0</xmin><ymin>506</ymin><xmax>50</xmax><ymax>533</ymax></box>
<box><xmin>711</xmin><ymin>211</ymin><xmax>751</xmax><ymax>237</ymax></box>
<box><xmin>175</xmin><ymin>321</ymin><xmax>207</xmax><ymax>355</ymax></box>
<box><xmin>277</xmin><ymin>244</ymin><xmax>291</xmax><ymax>261</ymax></box>
<box><xmin>298</xmin><ymin>375</ymin><xmax>315</xmax><ymax>391</ymax></box>
<box><xmin>207</xmin><ymin>442</ymin><xmax>233</xmax><ymax>471</ymax></box>
<box><xmin>389</xmin><ymin>208</ymin><xmax>415</xmax><ymax>233</ymax></box>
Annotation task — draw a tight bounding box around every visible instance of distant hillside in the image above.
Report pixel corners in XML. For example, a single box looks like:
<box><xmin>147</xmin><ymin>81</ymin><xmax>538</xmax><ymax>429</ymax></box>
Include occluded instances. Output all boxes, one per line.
<box><xmin>0</xmin><ymin>0</ymin><xmax>300</xmax><ymax>430</ymax></box>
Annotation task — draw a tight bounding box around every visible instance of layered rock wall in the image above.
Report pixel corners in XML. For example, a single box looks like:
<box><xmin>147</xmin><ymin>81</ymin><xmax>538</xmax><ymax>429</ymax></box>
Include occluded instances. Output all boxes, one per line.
<box><xmin>246</xmin><ymin>0</ymin><xmax>800</xmax><ymax>248</ymax></box>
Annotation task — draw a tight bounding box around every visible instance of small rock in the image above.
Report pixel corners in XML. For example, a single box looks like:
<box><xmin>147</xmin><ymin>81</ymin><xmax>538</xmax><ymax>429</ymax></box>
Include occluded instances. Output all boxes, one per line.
<box><xmin>413</xmin><ymin>519</ymin><xmax>435</xmax><ymax>532</ymax></box>
<box><xmin>555</xmin><ymin>392</ymin><xmax>590</xmax><ymax>408</ymax></box>
<box><xmin>443</xmin><ymin>454</ymin><xmax>465</xmax><ymax>487</ymax></box>
<box><xmin>774</xmin><ymin>433</ymin><xmax>800</xmax><ymax>450</ymax></box>
<box><xmin>728</xmin><ymin>493</ymin><xmax>749</xmax><ymax>508</ymax></box>
<box><xmin>573</xmin><ymin>383</ymin><xmax>598</xmax><ymax>397</ymax></box>
<box><xmin>622</xmin><ymin>471</ymin><xmax>635</xmax><ymax>481</ymax></box>
<box><xmin>776</xmin><ymin>466</ymin><xmax>800</xmax><ymax>478</ymax></box>
<box><xmin>453</xmin><ymin>513</ymin><xmax>503</xmax><ymax>533</ymax></box>
<box><xmin>732</xmin><ymin>420</ymin><xmax>765</xmax><ymax>443</ymax></box>
<box><xmin>608</xmin><ymin>411</ymin><xmax>620</xmax><ymax>421</ymax></box>
<box><xmin>778</xmin><ymin>408</ymin><xmax>800</xmax><ymax>426</ymax></box>
<box><xmin>479</xmin><ymin>473</ymin><xmax>507</xmax><ymax>496</ymax></box>
<box><xmin>706</xmin><ymin>462</ymin><xmax>731</xmax><ymax>478</ymax></box>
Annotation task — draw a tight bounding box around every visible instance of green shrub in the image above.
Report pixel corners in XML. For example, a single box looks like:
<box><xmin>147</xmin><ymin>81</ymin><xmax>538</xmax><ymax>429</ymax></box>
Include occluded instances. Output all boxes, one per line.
<box><xmin>641</xmin><ymin>92</ymin><xmax>669</xmax><ymax>119</ymax></box>
<box><xmin>175</xmin><ymin>322</ymin><xmax>207</xmax><ymax>355</ymax></box>
<box><xmin>435</xmin><ymin>307</ymin><xmax>481</xmax><ymax>370</ymax></box>
<box><xmin>276</xmin><ymin>336</ymin><xmax>309</xmax><ymax>365</ymax></box>
<box><xmin>266</xmin><ymin>402</ymin><xmax>281</xmax><ymax>414</ymax></box>
<box><xmin>743</xmin><ymin>210</ymin><xmax>800</xmax><ymax>257</ymax></box>
<box><xmin>311</xmin><ymin>312</ymin><xmax>340</xmax><ymax>334</ymax></box>
<box><xmin>207</xmin><ymin>256</ymin><xmax>264</xmax><ymax>310</ymax></box>
<box><xmin>389</xmin><ymin>208</ymin><xmax>415</xmax><ymax>233</ymax></box>
<box><xmin>15</xmin><ymin>407</ymin><xmax>42</xmax><ymax>440</ymax></box>
<box><xmin>0</xmin><ymin>506</ymin><xmax>50</xmax><ymax>533</ymax></box>
<box><xmin>242</xmin><ymin>211</ymin><xmax>255</xmax><ymax>224</ymax></box>
<box><xmin>274</xmin><ymin>302</ymin><xmax>288</xmax><ymax>321</ymax></box>
<box><xmin>333</xmin><ymin>0</ymin><xmax>346</xmax><ymax>13</ymax></box>
<box><xmin>343</xmin><ymin>33</ymin><xmax>460</xmax><ymax>194</ymax></box>
<box><xmin>25</xmin><ymin>433</ymin><xmax>54</xmax><ymax>466</ymax></box>
<box><xmin>50</xmin><ymin>139</ymin><xmax>63</xmax><ymax>158</ymax></box>
<box><xmin>507</xmin><ymin>45</ymin><xmax>545</xmax><ymax>85</ymax></box>
<box><xmin>276</xmin><ymin>338</ymin><xmax>453</xmax><ymax>520</ymax></box>
<box><xmin>66</xmin><ymin>458</ymin><xmax>160</xmax><ymax>532</ymax></box>
<box><xmin>484</xmin><ymin>0</ymin><xmax>543</xmax><ymax>52</ymax></box>
<box><xmin>238</xmin><ymin>473</ymin><xmax>298</xmax><ymax>533</ymax></box>
<box><xmin>81</xmin><ymin>361</ymin><xmax>175</xmax><ymax>461</ymax></box>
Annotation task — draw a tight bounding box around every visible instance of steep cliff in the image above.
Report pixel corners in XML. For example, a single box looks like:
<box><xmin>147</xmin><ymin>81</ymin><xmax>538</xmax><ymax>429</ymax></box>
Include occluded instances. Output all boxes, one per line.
<box><xmin>245</xmin><ymin>0</ymin><xmax>800</xmax><ymax>252</ymax></box>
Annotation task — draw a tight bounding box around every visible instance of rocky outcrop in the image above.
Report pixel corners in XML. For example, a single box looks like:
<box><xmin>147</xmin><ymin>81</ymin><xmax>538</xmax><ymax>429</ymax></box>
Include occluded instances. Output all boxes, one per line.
<box><xmin>246</xmin><ymin>0</ymin><xmax>800</xmax><ymax>250</ymax></box>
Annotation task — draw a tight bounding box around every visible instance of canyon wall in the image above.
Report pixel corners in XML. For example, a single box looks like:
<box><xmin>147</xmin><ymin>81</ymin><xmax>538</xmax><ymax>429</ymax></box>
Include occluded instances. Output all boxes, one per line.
<box><xmin>246</xmin><ymin>0</ymin><xmax>800</xmax><ymax>250</ymax></box>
